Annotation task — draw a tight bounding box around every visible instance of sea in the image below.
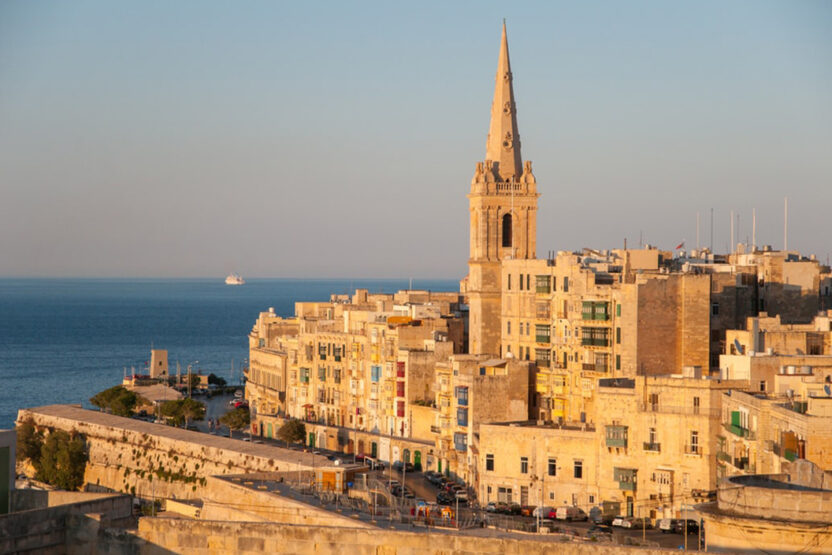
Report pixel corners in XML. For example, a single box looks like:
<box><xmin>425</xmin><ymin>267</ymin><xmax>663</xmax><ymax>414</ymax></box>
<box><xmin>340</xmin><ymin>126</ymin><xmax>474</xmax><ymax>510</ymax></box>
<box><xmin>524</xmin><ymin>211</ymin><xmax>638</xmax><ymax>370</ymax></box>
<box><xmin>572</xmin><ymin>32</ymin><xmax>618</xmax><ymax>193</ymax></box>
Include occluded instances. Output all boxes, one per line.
<box><xmin>0</xmin><ymin>277</ymin><xmax>457</xmax><ymax>429</ymax></box>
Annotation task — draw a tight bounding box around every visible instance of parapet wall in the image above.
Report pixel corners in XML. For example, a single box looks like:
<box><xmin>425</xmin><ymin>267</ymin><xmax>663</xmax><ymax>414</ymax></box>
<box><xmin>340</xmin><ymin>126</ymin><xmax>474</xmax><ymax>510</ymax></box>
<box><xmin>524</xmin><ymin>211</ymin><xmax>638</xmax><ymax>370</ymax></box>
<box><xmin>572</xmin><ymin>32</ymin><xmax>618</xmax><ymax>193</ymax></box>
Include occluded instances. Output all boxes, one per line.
<box><xmin>18</xmin><ymin>405</ymin><xmax>324</xmax><ymax>501</ymax></box>
<box><xmin>137</xmin><ymin>518</ymin><xmax>671</xmax><ymax>555</ymax></box>
<box><xmin>718</xmin><ymin>476</ymin><xmax>832</xmax><ymax>523</ymax></box>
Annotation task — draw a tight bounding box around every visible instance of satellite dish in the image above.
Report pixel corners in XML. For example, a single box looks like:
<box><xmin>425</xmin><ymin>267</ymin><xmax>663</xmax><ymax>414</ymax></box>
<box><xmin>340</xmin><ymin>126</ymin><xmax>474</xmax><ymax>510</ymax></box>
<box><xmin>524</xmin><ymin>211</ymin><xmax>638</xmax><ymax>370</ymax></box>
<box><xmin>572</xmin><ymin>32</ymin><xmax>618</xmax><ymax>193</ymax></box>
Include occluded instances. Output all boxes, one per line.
<box><xmin>824</xmin><ymin>384</ymin><xmax>831</xmax><ymax>397</ymax></box>
<box><xmin>733</xmin><ymin>339</ymin><xmax>744</xmax><ymax>355</ymax></box>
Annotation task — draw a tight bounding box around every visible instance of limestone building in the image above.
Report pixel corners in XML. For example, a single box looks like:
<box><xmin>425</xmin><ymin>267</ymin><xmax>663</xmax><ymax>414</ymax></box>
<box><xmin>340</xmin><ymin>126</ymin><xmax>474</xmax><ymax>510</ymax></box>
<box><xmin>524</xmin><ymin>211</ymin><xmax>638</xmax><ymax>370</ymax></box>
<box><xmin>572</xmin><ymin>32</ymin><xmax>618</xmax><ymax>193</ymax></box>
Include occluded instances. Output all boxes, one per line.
<box><xmin>463</xmin><ymin>22</ymin><xmax>539</xmax><ymax>357</ymax></box>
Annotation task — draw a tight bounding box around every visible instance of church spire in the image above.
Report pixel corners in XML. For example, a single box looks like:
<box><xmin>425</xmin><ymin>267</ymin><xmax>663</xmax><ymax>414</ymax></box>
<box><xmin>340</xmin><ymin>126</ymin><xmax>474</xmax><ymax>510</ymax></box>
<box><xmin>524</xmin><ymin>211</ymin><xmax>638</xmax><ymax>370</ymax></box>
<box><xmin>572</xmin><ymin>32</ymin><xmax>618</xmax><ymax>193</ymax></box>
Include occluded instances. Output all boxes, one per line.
<box><xmin>485</xmin><ymin>21</ymin><xmax>522</xmax><ymax>182</ymax></box>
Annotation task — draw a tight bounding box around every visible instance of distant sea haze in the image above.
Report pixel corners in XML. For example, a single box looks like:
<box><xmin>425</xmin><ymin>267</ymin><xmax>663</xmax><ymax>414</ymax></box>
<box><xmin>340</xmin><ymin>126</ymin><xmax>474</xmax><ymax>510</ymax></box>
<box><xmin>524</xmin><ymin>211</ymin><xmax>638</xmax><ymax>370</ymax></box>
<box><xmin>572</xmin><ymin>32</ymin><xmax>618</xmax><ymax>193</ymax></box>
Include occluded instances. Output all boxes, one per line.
<box><xmin>0</xmin><ymin>278</ymin><xmax>457</xmax><ymax>429</ymax></box>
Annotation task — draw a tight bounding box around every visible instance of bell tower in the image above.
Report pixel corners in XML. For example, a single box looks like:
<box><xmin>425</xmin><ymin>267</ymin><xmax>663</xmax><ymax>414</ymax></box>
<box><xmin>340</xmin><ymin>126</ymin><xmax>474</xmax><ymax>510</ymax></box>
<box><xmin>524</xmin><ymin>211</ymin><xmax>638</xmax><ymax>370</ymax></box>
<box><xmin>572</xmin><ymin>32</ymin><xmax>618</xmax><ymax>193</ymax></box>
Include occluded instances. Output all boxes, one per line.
<box><xmin>466</xmin><ymin>22</ymin><xmax>539</xmax><ymax>355</ymax></box>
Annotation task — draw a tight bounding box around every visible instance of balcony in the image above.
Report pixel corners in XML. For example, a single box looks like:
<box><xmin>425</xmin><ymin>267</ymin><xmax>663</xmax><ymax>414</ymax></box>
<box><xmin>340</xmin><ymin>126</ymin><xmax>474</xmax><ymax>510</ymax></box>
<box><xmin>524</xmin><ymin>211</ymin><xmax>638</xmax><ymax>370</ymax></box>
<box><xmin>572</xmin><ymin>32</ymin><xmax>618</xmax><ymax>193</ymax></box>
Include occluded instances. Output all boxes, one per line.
<box><xmin>619</xmin><ymin>481</ymin><xmax>636</xmax><ymax>492</ymax></box>
<box><xmin>717</xmin><ymin>451</ymin><xmax>731</xmax><ymax>463</ymax></box>
<box><xmin>643</xmin><ymin>442</ymin><xmax>661</xmax><ymax>453</ymax></box>
<box><xmin>535</xmin><ymin>335</ymin><xmax>551</xmax><ymax>344</ymax></box>
<box><xmin>430</xmin><ymin>425</ymin><xmax>440</xmax><ymax>434</ymax></box>
<box><xmin>684</xmin><ymin>445</ymin><xmax>702</xmax><ymax>456</ymax></box>
<box><xmin>581</xmin><ymin>337</ymin><xmax>609</xmax><ymax>347</ymax></box>
<box><xmin>723</xmin><ymin>422</ymin><xmax>756</xmax><ymax>439</ymax></box>
<box><xmin>605</xmin><ymin>425</ymin><xmax>628</xmax><ymax>448</ymax></box>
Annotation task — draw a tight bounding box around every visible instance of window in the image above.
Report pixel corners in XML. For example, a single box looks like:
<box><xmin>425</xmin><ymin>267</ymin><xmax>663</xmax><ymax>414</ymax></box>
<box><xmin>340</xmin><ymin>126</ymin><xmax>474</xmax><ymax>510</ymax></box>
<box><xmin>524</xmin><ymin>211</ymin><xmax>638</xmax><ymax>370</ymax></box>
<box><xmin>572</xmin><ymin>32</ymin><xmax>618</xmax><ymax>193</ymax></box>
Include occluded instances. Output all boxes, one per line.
<box><xmin>333</xmin><ymin>369</ymin><xmax>341</xmax><ymax>384</ymax></box>
<box><xmin>486</xmin><ymin>454</ymin><xmax>494</xmax><ymax>471</ymax></box>
<box><xmin>535</xmin><ymin>348</ymin><xmax>551</xmax><ymax>368</ymax></box>
<box><xmin>711</xmin><ymin>302</ymin><xmax>719</xmax><ymax>316</ymax></box>
<box><xmin>689</xmin><ymin>430</ymin><xmax>699</xmax><ymax>454</ymax></box>
<box><xmin>455</xmin><ymin>386</ymin><xmax>468</xmax><ymax>406</ymax></box>
<box><xmin>502</xmin><ymin>213</ymin><xmax>512</xmax><ymax>248</ymax></box>
<box><xmin>299</xmin><ymin>368</ymin><xmax>310</xmax><ymax>384</ymax></box>
<box><xmin>563</xmin><ymin>276</ymin><xmax>569</xmax><ymax>292</ymax></box>
<box><xmin>616</xmin><ymin>303</ymin><xmax>621</xmax><ymax>317</ymax></box>
<box><xmin>535</xmin><ymin>324</ymin><xmax>551</xmax><ymax>343</ymax></box>
<box><xmin>318</xmin><ymin>367</ymin><xmax>327</xmax><ymax>380</ymax></box>
<box><xmin>648</xmin><ymin>393</ymin><xmax>659</xmax><ymax>411</ymax></box>
<box><xmin>693</xmin><ymin>396</ymin><xmax>700</xmax><ymax>414</ymax></box>
<box><xmin>536</xmin><ymin>275</ymin><xmax>551</xmax><ymax>294</ymax></box>
<box><xmin>589</xmin><ymin>495</ymin><xmax>595</xmax><ymax>504</ymax></box>
<box><xmin>615</xmin><ymin>355</ymin><xmax>621</xmax><ymax>371</ymax></box>
<box><xmin>457</xmin><ymin>407</ymin><xmax>468</xmax><ymax>427</ymax></box>
<box><xmin>519</xmin><ymin>274</ymin><xmax>524</xmax><ymax>291</ymax></box>
<box><xmin>507</xmin><ymin>274</ymin><xmax>511</xmax><ymax>290</ymax></box>
<box><xmin>649</xmin><ymin>427</ymin><xmax>657</xmax><ymax>445</ymax></box>
<box><xmin>548</xmin><ymin>458</ymin><xmax>557</xmax><ymax>476</ymax></box>
<box><xmin>520</xmin><ymin>457</ymin><xmax>529</xmax><ymax>474</ymax></box>
<box><xmin>318</xmin><ymin>343</ymin><xmax>327</xmax><ymax>359</ymax></box>
<box><xmin>370</xmin><ymin>365</ymin><xmax>381</xmax><ymax>383</ymax></box>
<box><xmin>396</xmin><ymin>361</ymin><xmax>405</xmax><ymax>377</ymax></box>
<box><xmin>453</xmin><ymin>432</ymin><xmax>467</xmax><ymax>451</ymax></box>
<box><xmin>616</xmin><ymin>327</ymin><xmax>621</xmax><ymax>344</ymax></box>
<box><xmin>507</xmin><ymin>321</ymin><xmax>511</xmax><ymax>335</ymax></box>
<box><xmin>526</xmin><ymin>274</ymin><xmax>531</xmax><ymax>290</ymax></box>
<box><xmin>396</xmin><ymin>381</ymin><xmax>405</xmax><ymax>397</ymax></box>
<box><xmin>759</xmin><ymin>380</ymin><xmax>766</xmax><ymax>392</ymax></box>
<box><xmin>397</xmin><ymin>400</ymin><xmax>405</xmax><ymax>418</ymax></box>
<box><xmin>574</xmin><ymin>460</ymin><xmax>583</xmax><ymax>479</ymax></box>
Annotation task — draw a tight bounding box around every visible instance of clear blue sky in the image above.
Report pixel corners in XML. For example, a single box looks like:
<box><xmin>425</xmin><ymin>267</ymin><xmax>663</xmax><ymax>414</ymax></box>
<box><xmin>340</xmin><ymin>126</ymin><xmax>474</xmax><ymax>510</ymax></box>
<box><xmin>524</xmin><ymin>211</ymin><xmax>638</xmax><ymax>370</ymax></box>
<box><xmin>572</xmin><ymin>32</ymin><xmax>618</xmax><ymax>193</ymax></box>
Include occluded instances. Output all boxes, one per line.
<box><xmin>1</xmin><ymin>0</ymin><xmax>830</xmax><ymax>278</ymax></box>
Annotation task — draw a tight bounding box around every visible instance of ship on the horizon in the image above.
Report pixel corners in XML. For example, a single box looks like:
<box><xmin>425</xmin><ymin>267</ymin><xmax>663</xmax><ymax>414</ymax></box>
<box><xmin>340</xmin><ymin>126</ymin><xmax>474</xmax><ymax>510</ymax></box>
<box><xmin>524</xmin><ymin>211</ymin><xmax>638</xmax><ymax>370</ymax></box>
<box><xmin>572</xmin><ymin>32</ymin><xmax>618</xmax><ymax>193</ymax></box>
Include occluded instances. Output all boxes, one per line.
<box><xmin>225</xmin><ymin>273</ymin><xmax>245</xmax><ymax>285</ymax></box>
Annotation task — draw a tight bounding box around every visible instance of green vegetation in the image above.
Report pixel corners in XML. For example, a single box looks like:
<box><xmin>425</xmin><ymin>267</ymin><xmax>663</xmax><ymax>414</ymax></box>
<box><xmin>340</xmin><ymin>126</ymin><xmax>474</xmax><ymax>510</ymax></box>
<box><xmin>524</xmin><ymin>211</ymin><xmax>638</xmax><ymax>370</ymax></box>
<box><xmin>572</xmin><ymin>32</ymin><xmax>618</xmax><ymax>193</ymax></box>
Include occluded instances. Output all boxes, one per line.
<box><xmin>89</xmin><ymin>385</ymin><xmax>146</xmax><ymax>417</ymax></box>
<box><xmin>219</xmin><ymin>407</ymin><xmax>250</xmax><ymax>438</ymax></box>
<box><xmin>160</xmin><ymin>398</ymin><xmax>206</xmax><ymax>427</ymax></box>
<box><xmin>277</xmin><ymin>419</ymin><xmax>306</xmax><ymax>445</ymax></box>
<box><xmin>207</xmin><ymin>373</ymin><xmax>227</xmax><ymax>387</ymax></box>
<box><xmin>16</xmin><ymin>419</ymin><xmax>88</xmax><ymax>490</ymax></box>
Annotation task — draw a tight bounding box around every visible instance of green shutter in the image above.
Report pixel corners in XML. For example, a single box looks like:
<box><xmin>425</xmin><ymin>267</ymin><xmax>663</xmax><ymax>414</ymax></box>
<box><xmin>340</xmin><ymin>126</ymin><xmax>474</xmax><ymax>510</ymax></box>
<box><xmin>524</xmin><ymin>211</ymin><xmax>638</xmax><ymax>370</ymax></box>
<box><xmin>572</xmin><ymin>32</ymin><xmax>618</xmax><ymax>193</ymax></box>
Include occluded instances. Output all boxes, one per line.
<box><xmin>731</xmin><ymin>411</ymin><xmax>741</xmax><ymax>427</ymax></box>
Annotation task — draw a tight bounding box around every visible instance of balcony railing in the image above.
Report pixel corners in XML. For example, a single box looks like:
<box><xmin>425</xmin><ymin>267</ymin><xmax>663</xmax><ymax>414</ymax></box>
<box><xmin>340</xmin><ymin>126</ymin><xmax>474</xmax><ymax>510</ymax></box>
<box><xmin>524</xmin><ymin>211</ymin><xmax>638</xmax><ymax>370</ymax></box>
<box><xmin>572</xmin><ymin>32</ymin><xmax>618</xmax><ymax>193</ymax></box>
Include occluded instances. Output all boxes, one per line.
<box><xmin>723</xmin><ymin>422</ymin><xmax>756</xmax><ymax>440</ymax></box>
<box><xmin>535</xmin><ymin>335</ymin><xmax>551</xmax><ymax>344</ymax></box>
<box><xmin>619</xmin><ymin>481</ymin><xmax>636</xmax><ymax>491</ymax></box>
<box><xmin>643</xmin><ymin>442</ymin><xmax>661</xmax><ymax>452</ymax></box>
<box><xmin>684</xmin><ymin>445</ymin><xmax>702</xmax><ymax>456</ymax></box>
<box><xmin>717</xmin><ymin>451</ymin><xmax>731</xmax><ymax>463</ymax></box>
<box><xmin>606</xmin><ymin>425</ymin><xmax>628</xmax><ymax>448</ymax></box>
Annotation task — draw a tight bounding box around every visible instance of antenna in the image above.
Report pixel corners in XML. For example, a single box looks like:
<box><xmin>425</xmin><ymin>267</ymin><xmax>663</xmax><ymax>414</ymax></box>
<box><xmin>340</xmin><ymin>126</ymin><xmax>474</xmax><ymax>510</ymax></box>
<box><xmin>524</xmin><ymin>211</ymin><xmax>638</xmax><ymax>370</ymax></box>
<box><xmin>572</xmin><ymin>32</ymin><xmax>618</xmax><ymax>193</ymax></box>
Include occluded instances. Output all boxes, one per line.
<box><xmin>696</xmin><ymin>212</ymin><xmax>700</xmax><ymax>250</ymax></box>
<box><xmin>730</xmin><ymin>210</ymin><xmax>734</xmax><ymax>254</ymax></box>
<box><xmin>784</xmin><ymin>196</ymin><xmax>788</xmax><ymax>252</ymax></box>
<box><xmin>709</xmin><ymin>208</ymin><xmax>714</xmax><ymax>252</ymax></box>
<box><xmin>752</xmin><ymin>208</ymin><xmax>756</xmax><ymax>251</ymax></box>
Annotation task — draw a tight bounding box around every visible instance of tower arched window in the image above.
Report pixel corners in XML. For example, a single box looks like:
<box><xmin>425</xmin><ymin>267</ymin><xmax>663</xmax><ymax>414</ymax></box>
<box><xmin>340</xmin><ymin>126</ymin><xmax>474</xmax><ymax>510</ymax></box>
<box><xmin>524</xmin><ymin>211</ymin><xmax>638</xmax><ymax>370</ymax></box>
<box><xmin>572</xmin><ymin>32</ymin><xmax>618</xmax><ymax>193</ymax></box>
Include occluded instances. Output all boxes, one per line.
<box><xmin>502</xmin><ymin>213</ymin><xmax>513</xmax><ymax>248</ymax></box>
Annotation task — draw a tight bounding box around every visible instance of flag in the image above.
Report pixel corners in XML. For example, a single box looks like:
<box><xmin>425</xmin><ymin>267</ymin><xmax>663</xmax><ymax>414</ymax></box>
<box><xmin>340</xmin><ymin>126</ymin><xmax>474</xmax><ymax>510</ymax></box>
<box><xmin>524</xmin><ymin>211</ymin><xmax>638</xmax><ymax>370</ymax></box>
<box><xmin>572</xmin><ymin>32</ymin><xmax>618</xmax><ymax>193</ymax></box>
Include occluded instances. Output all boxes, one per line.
<box><xmin>675</xmin><ymin>241</ymin><xmax>685</xmax><ymax>250</ymax></box>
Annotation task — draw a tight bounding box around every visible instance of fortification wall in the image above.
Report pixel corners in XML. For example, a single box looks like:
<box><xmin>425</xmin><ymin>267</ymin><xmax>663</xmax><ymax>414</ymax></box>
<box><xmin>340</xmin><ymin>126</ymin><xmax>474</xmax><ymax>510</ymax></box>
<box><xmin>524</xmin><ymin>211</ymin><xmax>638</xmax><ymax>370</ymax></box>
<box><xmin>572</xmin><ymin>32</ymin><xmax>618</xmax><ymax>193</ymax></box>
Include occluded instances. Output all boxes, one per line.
<box><xmin>18</xmin><ymin>406</ymin><xmax>317</xmax><ymax>501</ymax></box>
<box><xmin>137</xmin><ymin>519</ymin><xmax>671</xmax><ymax>555</ymax></box>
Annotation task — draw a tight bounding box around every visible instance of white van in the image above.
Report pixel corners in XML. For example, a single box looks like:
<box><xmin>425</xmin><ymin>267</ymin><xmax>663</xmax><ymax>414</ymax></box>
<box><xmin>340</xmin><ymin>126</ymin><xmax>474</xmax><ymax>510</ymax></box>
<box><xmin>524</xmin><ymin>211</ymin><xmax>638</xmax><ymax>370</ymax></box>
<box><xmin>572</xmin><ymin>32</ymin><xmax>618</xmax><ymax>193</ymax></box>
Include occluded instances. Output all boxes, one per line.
<box><xmin>556</xmin><ymin>506</ymin><xmax>588</xmax><ymax>521</ymax></box>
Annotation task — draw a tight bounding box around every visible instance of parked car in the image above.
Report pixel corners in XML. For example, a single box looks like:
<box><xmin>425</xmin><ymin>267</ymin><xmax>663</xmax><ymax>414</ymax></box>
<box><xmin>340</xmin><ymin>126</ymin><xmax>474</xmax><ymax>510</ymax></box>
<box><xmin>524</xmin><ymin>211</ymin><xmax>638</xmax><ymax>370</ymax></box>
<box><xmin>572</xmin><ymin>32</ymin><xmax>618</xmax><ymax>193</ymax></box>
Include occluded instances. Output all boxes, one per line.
<box><xmin>622</xmin><ymin>517</ymin><xmax>652</xmax><ymax>529</ymax></box>
<box><xmin>556</xmin><ymin>506</ymin><xmax>588</xmax><ymax>521</ymax></box>
<box><xmin>436</xmin><ymin>492</ymin><xmax>453</xmax><ymax>505</ymax></box>
<box><xmin>519</xmin><ymin>505</ymin><xmax>537</xmax><ymax>517</ymax></box>
<box><xmin>674</xmin><ymin>519</ymin><xmax>699</xmax><ymax>534</ymax></box>
<box><xmin>506</xmin><ymin>503</ymin><xmax>522</xmax><ymax>515</ymax></box>
<box><xmin>611</xmin><ymin>516</ymin><xmax>627</xmax><ymax>527</ymax></box>
<box><xmin>485</xmin><ymin>502</ymin><xmax>498</xmax><ymax>513</ymax></box>
<box><xmin>532</xmin><ymin>506</ymin><xmax>554</xmax><ymax>519</ymax></box>
<box><xmin>658</xmin><ymin>518</ymin><xmax>680</xmax><ymax>533</ymax></box>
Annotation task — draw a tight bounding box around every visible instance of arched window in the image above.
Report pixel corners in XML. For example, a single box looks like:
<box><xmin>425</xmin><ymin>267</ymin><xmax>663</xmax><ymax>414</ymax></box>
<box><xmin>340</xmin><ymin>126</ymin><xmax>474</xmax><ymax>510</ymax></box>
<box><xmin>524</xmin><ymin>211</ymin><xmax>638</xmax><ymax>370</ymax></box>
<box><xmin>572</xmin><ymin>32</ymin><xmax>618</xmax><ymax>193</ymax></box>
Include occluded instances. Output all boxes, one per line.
<box><xmin>502</xmin><ymin>213</ymin><xmax>513</xmax><ymax>248</ymax></box>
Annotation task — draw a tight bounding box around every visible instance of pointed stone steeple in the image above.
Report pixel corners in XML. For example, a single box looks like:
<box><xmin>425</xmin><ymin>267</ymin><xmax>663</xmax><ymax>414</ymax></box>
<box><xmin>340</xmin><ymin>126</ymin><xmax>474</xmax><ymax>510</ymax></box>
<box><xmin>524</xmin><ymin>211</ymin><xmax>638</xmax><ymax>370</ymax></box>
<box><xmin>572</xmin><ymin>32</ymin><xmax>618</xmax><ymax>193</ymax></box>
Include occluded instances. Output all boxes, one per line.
<box><xmin>485</xmin><ymin>21</ymin><xmax>522</xmax><ymax>182</ymax></box>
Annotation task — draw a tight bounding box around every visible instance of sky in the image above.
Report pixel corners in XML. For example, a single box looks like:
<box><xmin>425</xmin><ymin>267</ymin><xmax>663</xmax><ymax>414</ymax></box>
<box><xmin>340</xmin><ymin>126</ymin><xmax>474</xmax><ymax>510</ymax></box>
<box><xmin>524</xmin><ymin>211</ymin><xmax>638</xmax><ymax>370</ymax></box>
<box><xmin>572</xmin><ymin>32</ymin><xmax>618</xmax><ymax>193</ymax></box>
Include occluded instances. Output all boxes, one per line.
<box><xmin>1</xmin><ymin>1</ymin><xmax>830</xmax><ymax>278</ymax></box>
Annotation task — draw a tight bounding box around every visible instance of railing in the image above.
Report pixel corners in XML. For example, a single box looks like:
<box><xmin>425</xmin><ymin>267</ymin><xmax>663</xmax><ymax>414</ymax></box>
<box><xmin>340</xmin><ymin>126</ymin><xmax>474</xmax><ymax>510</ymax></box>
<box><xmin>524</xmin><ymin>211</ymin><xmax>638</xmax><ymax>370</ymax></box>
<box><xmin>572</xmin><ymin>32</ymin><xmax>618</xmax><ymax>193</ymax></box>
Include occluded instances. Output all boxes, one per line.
<box><xmin>723</xmin><ymin>423</ymin><xmax>756</xmax><ymax>440</ymax></box>
<box><xmin>684</xmin><ymin>445</ymin><xmax>702</xmax><ymax>456</ymax></box>
<box><xmin>581</xmin><ymin>338</ymin><xmax>609</xmax><ymax>347</ymax></box>
<box><xmin>639</xmin><ymin>404</ymin><xmax>720</xmax><ymax>417</ymax></box>
<box><xmin>643</xmin><ymin>442</ymin><xmax>661</xmax><ymax>452</ymax></box>
<box><xmin>535</xmin><ymin>335</ymin><xmax>551</xmax><ymax>344</ymax></box>
<box><xmin>605</xmin><ymin>425</ymin><xmax>628</xmax><ymax>448</ymax></box>
<box><xmin>716</xmin><ymin>451</ymin><xmax>731</xmax><ymax>463</ymax></box>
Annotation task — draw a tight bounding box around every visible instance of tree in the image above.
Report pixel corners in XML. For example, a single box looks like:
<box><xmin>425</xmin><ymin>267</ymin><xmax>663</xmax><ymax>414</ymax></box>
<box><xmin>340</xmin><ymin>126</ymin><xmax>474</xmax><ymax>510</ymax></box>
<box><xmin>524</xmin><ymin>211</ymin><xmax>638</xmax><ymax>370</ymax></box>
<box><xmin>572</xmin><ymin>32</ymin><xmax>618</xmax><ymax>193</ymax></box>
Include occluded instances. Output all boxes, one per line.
<box><xmin>34</xmin><ymin>430</ymin><xmax>88</xmax><ymax>490</ymax></box>
<box><xmin>207</xmin><ymin>373</ymin><xmax>227</xmax><ymax>387</ymax></box>
<box><xmin>277</xmin><ymin>419</ymin><xmax>306</xmax><ymax>445</ymax></box>
<box><xmin>219</xmin><ymin>407</ymin><xmax>250</xmax><ymax>438</ymax></box>
<box><xmin>160</xmin><ymin>398</ymin><xmax>206</xmax><ymax>427</ymax></box>
<box><xmin>16</xmin><ymin>418</ymin><xmax>43</xmax><ymax>463</ymax></box>
<box><xmin>89</xmin><ymin>386</ymin><xmax>145</xmax><ymax>417</ymax></box>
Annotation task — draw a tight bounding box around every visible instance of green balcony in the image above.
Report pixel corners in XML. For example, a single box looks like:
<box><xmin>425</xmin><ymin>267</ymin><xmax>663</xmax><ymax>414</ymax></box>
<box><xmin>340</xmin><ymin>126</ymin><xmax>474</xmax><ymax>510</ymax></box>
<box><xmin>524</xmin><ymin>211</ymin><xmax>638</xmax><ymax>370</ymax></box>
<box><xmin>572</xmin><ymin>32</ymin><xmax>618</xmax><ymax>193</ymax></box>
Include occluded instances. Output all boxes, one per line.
<box><xmin>535</xmin><ymin>335</ymin><xmax>551</xmax><ymax>344</ymax></box>
<box><xmin>606</xmin><ymin>425</ymin><xmax>628</xmax><ymax>448</ymax></box>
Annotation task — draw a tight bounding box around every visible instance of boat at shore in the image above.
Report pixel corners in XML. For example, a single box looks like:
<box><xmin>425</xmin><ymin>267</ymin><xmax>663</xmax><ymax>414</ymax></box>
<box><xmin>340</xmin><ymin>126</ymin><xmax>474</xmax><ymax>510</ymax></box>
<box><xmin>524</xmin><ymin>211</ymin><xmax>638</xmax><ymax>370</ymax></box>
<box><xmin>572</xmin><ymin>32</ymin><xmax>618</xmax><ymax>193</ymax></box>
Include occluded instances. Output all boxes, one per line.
<box><xmin>224</xmin><ymin>273</ymin><xmax>245</xmax><ymax>285</ymax></box>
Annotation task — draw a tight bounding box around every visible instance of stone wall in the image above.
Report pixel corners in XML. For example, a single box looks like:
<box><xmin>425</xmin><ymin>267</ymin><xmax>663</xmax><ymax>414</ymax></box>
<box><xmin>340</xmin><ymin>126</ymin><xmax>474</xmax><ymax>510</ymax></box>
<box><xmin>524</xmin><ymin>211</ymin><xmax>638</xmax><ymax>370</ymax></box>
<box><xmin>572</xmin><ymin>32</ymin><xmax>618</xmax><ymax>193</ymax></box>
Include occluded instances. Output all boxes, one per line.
<box><xmin>137</xmin><ymin>518</ymin><xmax>671</xmax><ymax>555</ymax></box>
<box><xmin>0</xmin><ymin>491</ymin><xmax>131</xmax><ymax>554</ymax></box>
<box><xmin>18</xmin><ymin>405</ymin><xmax>333</xmax><ymax>501</ymax></box>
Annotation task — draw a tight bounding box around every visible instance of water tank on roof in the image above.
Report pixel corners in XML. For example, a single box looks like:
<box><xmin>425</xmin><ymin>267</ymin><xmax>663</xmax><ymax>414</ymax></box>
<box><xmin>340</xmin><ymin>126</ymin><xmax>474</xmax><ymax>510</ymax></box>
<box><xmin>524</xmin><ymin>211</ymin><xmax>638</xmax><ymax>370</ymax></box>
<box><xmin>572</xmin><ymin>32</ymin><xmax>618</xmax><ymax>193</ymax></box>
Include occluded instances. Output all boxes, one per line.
<box><xmin>786</xmin><ymin>366</ymin><xmax>796</xmax><ymax>375</ymax></box>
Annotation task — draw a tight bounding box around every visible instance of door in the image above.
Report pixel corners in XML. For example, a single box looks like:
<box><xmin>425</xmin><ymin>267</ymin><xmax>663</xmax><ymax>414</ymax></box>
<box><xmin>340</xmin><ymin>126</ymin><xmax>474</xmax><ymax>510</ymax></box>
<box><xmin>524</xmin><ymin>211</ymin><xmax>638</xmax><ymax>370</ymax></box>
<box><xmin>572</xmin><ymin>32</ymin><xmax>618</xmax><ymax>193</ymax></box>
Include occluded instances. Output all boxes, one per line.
<box><xmin>413</xmin><ymin>451</ymin><xmax>421</xmax><ymax>470</ymax></box>
<box><xmin>309</xmin><ymin>432</ymin><xmax>315</xmax><ymax>448</ymax></box>
<box><xmin>371</xmin><ymin>442</ymin><xmax>378</xmax><ymax>457</ymax></box>
<box><xmin>267</xmin><ymin>423</ymin><xmax>273</xmax><ymax>439</ymax></box>
<box><xmin>403</xmin><ymin>448</ymin><xmax>410</xmax><ymax>463</ymax></box>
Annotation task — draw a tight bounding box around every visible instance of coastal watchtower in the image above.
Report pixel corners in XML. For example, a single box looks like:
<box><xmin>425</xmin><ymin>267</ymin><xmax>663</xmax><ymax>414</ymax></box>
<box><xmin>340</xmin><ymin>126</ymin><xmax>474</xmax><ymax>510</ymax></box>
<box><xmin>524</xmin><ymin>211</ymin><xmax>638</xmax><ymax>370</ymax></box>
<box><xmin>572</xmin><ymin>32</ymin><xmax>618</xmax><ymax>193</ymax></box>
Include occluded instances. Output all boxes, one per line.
<box><xmin>466</xmin><ymin>23</ymin><xmax>539</xmax><ymax>356</ymax></box>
